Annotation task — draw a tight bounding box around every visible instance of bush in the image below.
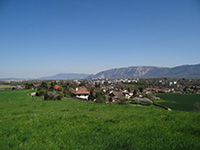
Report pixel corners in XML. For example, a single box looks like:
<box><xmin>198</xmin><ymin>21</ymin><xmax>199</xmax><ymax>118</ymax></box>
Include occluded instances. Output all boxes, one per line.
<box><xmin>119</xmin><ymin>99</ymin><xmax>127</xmax><ymax>105</ymax></box>
<box><xmin>130</xmin><ymin>97</ymin><xmax>153</xmax><ymax>105</ymax></box>
<box><xmin>95</xmin><ymin>91</ymin><xmax>105</xmax><ymax>103</ymax></box>
<box><xmin>44</xmin><ymin>91</ymin><xmax>62</xmax><ymax>100</ymax></box>
<box><xmin>36</xmin><ymin>89</ymin><xmax>47</xmax><ymax>96</ymax></box>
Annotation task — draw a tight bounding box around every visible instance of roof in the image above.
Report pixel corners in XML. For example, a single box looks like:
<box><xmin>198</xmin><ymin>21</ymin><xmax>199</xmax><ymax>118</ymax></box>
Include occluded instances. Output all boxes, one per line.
<box><xmin>33</xmin><ymin>84</ymin><xmax>40</xmax><ymax>87</ymax></box>
<box><xmin>72</xmin><ymin>87</ymin><xmax>90</xmax><ymax>95</ymax></box>
<box><xmin>110</xmin><ymin>91</ymin><xmax>124</xmax><ymax>99</ymax></box>
<box><xmin>54</xmin><ymin>85</ymin><xmax>61</xmax><ymax>90</ymax></box>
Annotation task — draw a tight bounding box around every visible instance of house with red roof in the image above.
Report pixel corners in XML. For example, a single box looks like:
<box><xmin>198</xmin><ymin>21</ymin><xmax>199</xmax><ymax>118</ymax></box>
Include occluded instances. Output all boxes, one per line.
<box><xmin>109</xmin><ymin>90</ymin><xmax>125</xmax><ymax>102</ymax></box>
<box><xmin>72</xmin><ymin>87</ymin><xmax>90</xmax><ymax>100</ymax></box>
<box><xmin>54</xmin><ymin>85</ymin><xmax>61</xmax><ymax>90</ymax></box>
<box><xmin>32</xmin><ymin>84</ymin><xmax>40</xmax><ymax>89</ymax></box>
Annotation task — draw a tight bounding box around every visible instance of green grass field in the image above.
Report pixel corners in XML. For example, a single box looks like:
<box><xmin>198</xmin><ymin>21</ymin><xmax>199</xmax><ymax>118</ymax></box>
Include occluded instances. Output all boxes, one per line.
<box><xmin>0</xmin><ymin>90</ymin><xmax>200</xmax><ymax>149</ymax></box>
<box><xmin>0</xmin><ymin>90</ymin><xmax>36</xmax><ymax>102</ymax></box>
<box><xmin>156</xmin><ymin>94</ymin><xmax>200</xmax><ymax>112</ymax></box>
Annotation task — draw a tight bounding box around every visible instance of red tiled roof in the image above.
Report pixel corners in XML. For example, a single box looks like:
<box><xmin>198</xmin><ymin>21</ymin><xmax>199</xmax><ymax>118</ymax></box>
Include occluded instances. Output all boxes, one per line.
<box><xmin>33</xmin><ymin>84</ymin><xmax>40</xmax><ymax>87</ymax></box>
<box><xmin>72</xmin><ymin>87</ymin><xmax>90</xmax><ymax>95</ymax></box>
<box><xmin>54</xmin><ymin>85</ymin><xmax>61</xmax><ymax>90</ymax></box>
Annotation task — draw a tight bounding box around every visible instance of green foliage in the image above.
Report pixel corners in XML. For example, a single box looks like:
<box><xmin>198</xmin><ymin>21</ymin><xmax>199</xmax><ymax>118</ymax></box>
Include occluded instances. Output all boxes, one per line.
<box><xmin>63</xmin><ymin>81</ymin><xmax>78</xmax><ymax>92</ymax></box>
<box><xmin>57</xmin><ymin>87</ymin><xmax>63</xmax><ymax>91</ymax></box>
<box><xmin>24</xmin><ymin>83</ymin><xmax>33</xmax><ymax>89</ymax></box>
<box><xmin>38</xmin><ymin>82</ymin><xmax>48</xmax><ymax>90</ymax></box>
<box><xmin>95</xmin><ymin>82</ymin><xmax>100</xmax><ymax>88</ymax></box>
<box><xmin>88</xmin><ymin>88</ymin><xmax>95</xmax><ymax>100</ymax></box>
<box><xmin>115</xmin><ymin>84</ymin><xmax>136</xmax><ymax>91</ymax></box>
<box><xmin>49</xmin><ymin>82</ymin><xmax>55</xmax><ymax>91</ymax></box>
<box><xmin>36</xmin><ymin>89</ymin><xmax>47</xmax><ymax>96</ymax></box>
<box><xmin>95</xmin><ymin>91</ymin><xmax>105</xmax><ymax>103</ymax></box>
<box><xmin>57</xmin><ymin>91</ymin><xmax>64</xmax><ymax>98</ymax></box>
<box><xmin>138</xmin><ymin>87</ymin><xmax>143</xmax><ymax>93</ymax></box>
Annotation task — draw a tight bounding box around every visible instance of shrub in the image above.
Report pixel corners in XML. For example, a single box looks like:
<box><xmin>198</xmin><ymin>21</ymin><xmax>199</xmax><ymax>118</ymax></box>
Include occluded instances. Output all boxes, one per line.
<box><xmin>119</xmin><ymin>99</ymin><xmax>127</xmax><ymax>105</ymax></box>
<box><xmin>130</xmin><ymin>97</ymin><xmax>153</xmax><ymax>105</ymax></box>
<box><xmin>44</xmin><ymin>91</ymin><xmax>62</xmax><ymax>100</ymax></box>
<box><xmin>36</xmin><ymin>89</ymin><xmax>47</xmax><ymax>96</ymax></box>
<box><xmin>95</xmin><ymin>91</ymin><xmax>105</xmax><ymax>103</ymax></box>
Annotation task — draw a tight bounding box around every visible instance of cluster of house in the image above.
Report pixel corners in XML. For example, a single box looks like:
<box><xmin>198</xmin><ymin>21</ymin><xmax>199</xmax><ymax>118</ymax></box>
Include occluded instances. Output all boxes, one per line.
<box><xmin>31</xmin><ymin>83</ymin><xmax>176</xmax><ymax>102</ymax></box>
<box><xmin>71</xmin><ymin>87</ymin><xmax>134</xmax><ymax>102</ymax></box>
<box><xmin>72</xmin><ymin>87</ymin><xmax>176</xmax><ymax>102</ymax></box>
<box><xmin>108</xmin><ymin>89</ymin><xmax>134</xmax><ymax>102</ymax></box>
<box><xmin>143</xmin><ymin>88</ymin><xmax>175</xmax><ymax>94</ymax></box>
<box><xmin>74</xmin><ymin>78</ymin><xmax>139</xmax><ymax>85</ymax></box>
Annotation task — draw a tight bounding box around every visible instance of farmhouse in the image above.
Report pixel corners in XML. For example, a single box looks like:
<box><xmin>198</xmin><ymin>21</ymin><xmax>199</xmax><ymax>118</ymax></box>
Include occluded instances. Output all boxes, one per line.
<box><xmin>72</xmin><ymin>87</ymin><xmax>90</xmax><ymax>100</ymax></box>
<box><xmin>109</xmin><ymin>90</ymin><xmax>125</xmax><ymax>102</ymax></box>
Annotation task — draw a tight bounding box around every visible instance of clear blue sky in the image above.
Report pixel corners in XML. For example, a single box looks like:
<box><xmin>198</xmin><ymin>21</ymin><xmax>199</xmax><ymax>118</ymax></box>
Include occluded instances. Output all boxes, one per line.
<box><xmin>0</xmin><ymin>0</ymin><xmax>200</xmax><ymax>78</ymax></box>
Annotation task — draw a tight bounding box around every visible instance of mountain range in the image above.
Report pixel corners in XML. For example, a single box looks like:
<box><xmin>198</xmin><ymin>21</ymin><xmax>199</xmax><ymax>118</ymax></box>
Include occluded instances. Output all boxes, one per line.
<box><xmin>40</xmin><ymin>73</ymin><xmax>90</xmax><ymax>80</ymax></box>
<box><xmin>87</xmin><ymin>64</ymin><xmax>200</xmax><ymax>79</ymax></box>
<box><xmin>1</xmin><ymin>64</ymin><xmax>200</xmax><ymax>80</ymax></box>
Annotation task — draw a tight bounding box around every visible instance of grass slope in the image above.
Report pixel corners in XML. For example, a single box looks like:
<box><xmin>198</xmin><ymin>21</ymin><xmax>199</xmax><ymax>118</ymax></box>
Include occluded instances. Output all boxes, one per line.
<box><xmin>0</xmin><ymin>96</ymin><xmax>200</xmax><ymax>150</ymax></box>
<box><xmin>156</xmin><ymin>94</ymin><xmax>200</xmax><ymax>111</ymax></box>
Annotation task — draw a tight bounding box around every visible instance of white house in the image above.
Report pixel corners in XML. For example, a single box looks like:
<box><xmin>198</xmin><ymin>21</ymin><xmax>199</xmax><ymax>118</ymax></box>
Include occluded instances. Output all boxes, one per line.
<box><xmin>72</xmin><ymin>87</ymin><xmax>90</xmax><ymax>100</ymax></box>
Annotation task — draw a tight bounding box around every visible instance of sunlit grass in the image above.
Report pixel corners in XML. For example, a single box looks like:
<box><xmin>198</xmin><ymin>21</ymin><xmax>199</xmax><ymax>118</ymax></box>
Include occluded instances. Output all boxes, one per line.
<box><xmin>0</xmin><ymin>89</ymin><xmax>35</xmax><ymax>102</ymax></box>
<box><xmin>156</xmin><ymin>94</ymin><xmax>200</xmax><ymax>111</ymax></box>
<box><xmin>0</xmin><ymin>94</ymin><xmax>200</xmax><ymax>149</ymax></box>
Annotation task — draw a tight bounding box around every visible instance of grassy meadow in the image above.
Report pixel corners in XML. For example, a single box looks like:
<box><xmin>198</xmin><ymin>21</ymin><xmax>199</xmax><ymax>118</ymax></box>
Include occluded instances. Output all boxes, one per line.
<box><xmin>0</xmin><ymin>90</ymin><xmax>200</xmax><ymax>149</ymax></box>
<box><xmin>156</xmin><ymin>94</ymin><xmax>200</xmax><ymax>112</ymax></box>
<box><xmin>0</xmin><ymin>90</ymin><xmax>35</xmax><ymax>102</ymax></box>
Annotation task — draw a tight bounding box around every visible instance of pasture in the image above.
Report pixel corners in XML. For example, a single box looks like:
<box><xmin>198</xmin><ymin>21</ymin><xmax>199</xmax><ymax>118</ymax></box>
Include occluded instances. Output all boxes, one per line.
<box><xmin>156</xmin><ymin>94</ymin><xmax>200</xmax><ymax>112</ymax></box>
<box><xmin>0</xmin><ymin>90</ymin><xmax>200</xmax><ymax>149</ymax></box>
<box><xmin>0</xmin><ymin>89</ymin><xmax>35</xmax><ymax>102</ymax></box>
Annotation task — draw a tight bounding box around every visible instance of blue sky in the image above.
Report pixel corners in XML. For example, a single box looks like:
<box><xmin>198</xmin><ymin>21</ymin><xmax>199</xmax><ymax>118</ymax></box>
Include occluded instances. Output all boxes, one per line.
<box><xmin>0</xmin><ymin>0</ymin><xmax>200</xmax><ymax>78</ymax></box>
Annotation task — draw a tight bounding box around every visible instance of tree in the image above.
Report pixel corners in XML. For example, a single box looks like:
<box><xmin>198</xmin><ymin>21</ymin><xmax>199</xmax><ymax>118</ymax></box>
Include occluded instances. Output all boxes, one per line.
<box><xmin>95</xmin><ymin>91</ymin><xmax>105</xmax><ymax>103</ymax></box>
<box><xmin>49</xmin><ymin>82</ymin><xmax>55</xmax><ymax>91</ymax></box>
<box><xmin>88</xmin><ymin>88</ymin><xmax>95</xmax><ymax>100</ymax></box>
<box><xmin>36</xmin><ymin>89</ymin><xmax>47</xmax><ymax>96</ymax></box>
<box><xmin>133</xmin><ymin>89</ymin><xmax>137</xmax><ymax>96</ymax></box>
<box><xmin>38</xmin><ymin>82</ymin><xmax>48</xmax><ymax>90</ymax></box>
<box><xmin>44</xmin><ymin>91</ymin><xmax>61</xmax><ymax>100</ymax></box>
<box><xmin>139</xmin><ymin>87</ymin><xmax>143</xmax><ymax>93</ymax></box>
<box><xmin>24</xmin><ymin>83</ymin><xmax>32</xmax><ymax>89</ymax></box>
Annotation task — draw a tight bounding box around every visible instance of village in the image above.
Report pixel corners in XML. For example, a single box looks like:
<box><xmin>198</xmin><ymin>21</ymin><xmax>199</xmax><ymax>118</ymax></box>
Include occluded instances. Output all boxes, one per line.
<box><xmin>1</xmin><ymin>78</ymin><xmax>200</xmax><ymax>104</ymax></box>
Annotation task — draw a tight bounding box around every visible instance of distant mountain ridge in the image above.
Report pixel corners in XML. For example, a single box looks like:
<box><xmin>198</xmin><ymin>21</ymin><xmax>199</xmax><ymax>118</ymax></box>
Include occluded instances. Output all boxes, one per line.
<box><xmin>87</xmin><ymin>64</ymin><xmax>200</xmax><ymax>79</ymax></box>
<box><xmin>40</xmin><ymin>73</ymin><xmax>90</xmax><ymax>80</ymax></box>
<box><xmin>1</xmin><ymin>64</ymin><xmax>200</xmax><ymax>80</ymax></box>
